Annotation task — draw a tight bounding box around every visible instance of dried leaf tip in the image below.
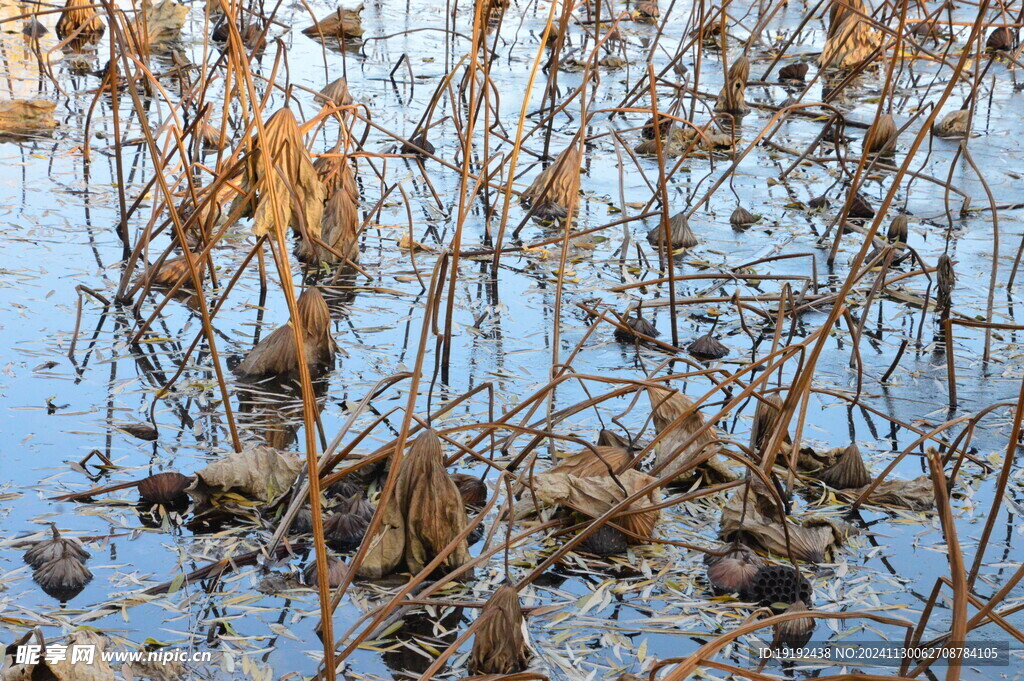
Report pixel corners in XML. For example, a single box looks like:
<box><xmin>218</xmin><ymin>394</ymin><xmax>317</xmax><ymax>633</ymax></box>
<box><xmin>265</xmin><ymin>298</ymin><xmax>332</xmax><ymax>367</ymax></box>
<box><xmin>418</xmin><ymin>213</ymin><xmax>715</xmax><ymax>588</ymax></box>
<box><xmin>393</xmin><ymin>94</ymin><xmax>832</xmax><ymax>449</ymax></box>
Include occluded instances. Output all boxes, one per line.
<box><xmin>302</xmin><ymin>5</ymin><xmax>365</xmax><ymax>39</ymax></box>
<box><xmin>887</xmin><ymin>213</ymin><xmax>909</xmax><ymax>243</ymax></box>
<box><xmin>469</xmin><ymin>584</ymin><xmax>529</xmax><ymax>674</ymax></box>
<box><xmin>774</xmin><ymin>600</ymin><xmax>816</xmax><ymax>648</ymax></box>
<box><xmin>56</xmin><ymin>0</ymin><xmax>105</xmax><ymax>46</ymax></box>
<box><xmin>705</xmin><ymin>542</ymin><xmax>763</xmax><ymax>597</ymax></box>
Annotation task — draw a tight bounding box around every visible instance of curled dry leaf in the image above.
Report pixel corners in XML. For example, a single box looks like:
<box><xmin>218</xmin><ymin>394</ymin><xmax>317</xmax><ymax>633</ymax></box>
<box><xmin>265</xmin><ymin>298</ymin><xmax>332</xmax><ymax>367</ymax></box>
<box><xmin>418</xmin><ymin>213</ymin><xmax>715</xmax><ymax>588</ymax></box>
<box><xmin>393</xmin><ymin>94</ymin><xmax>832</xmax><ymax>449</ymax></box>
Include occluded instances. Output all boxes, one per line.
<box><xmin>720</xmin><ymin>485</ymin><xmax>848</xmax><ymax>563</ymax></box>
<box><xmin>774</xmin><ymin>600</ymin><xmax>816</xmax><ymax>648</ymax></box>
<box><xmin>133</xmin><ymin>0</ymin><xmax>188</xmax><ymax>47</ymax></box>
<box><xmin>549</xmin><ymin>445</ymin><xmax>632</xmax><ymax>478</ymax></box>
<box><xmin>302</xmin><ymin>5</ymin><xmax>365</xmax><ymax>40</ymax></box>
<box><xmin>816</xmin><ymin>443</ymin><xmax>872</xmax><ymax>489</ymax></box>
<box><xmin>520</xmin><ymin>142</ymin><xmax>582</xmax><ymax>222</ymax></box>
<box><xmin>714</xmin><ymin>56</ymin><xmax>750</xmax><ymax>115</ymax></box>
<box><xmin>646</xmin><ymin>385</ymin><xmax>730</xmax><ymax>481</ymax></box>
<box><xmin>56</xmin><ymin>0</ymin><xmax>104</xmax><ymax>44</ymax></box>
<box><xmin>34</xmin><ymin>555</ymin><xmax>93</xmax><ymax>601</ymax></box>
<box><xmin>844</xmin><ymin>475</ymin><xmax>934</xmax><ymax>510</ymax></box>
<box><xmin>45</xmin><ymin>631</ymin><xmax>116</xmax><ymax>681</ymax></box>
<box><xmin>530</xmin><ymin>469</ymin><xmax>661</xmax><ymax>542</ymax></box>
<box><xmin>0</xmin><ymin>100</ymin><xmax>58</xmax><ymax>136</ymax></box>
<box><xmin>820</xmin><ymin>0</ymin><xmax>882</xmax><ymax>69</ymax></box>
<box><xmin>24</xmin><ymin>525</ymin><xmax>89</xmax><ymax>568</ymax></box>
<box><xmin>234</xmin><ymin>286</ymin><xmax>337</xmax><ymax>379</ymax></box>
<box><xmin>647</xmin><ymin>211</ymin><xmax>697</xmax><ymax>250</ymax></box>
<box><xmin>190</xmin><ymin>444</ymin><xmax>304</xmax><ymax>504</ymax></box>
<box><xmin>862</xmin><ymin>113</ymin><xmax>898</xmax><ymax>154</ymax></box>
<box><xmin>360</xmin><ymin>429</ymin><xmax>471</xmax><ymax>578</ymax></box>
<box><xmin>231</xmin><ymin>107</ymin><xmax>326</xmax><ymax>242</ymax></box>
<box><xmin>932</xmin><ymin>109</ymin><xmax>969</xmax><ymax>138</ymax></box>
<box><xmin>297</xmin><ymin>159</ymin><xmax>360</xmax><ymax>266</ymax></box>
<box><xmin>469</xmin><ymin>584</ymin><xmax>529</xmax><ymax>674</ymax></box>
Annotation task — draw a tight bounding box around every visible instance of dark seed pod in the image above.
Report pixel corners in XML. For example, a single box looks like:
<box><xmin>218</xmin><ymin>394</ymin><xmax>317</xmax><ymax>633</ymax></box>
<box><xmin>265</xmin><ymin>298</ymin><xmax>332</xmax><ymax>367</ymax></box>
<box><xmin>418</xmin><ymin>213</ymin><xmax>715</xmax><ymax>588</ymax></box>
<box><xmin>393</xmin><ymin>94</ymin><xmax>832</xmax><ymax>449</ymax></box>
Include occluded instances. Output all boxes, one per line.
<box><xmin>887</xmin><ymin>214</ymin><xmax>909</xmax><ymax>243</ymax></box>
<box><xmin>808</xmin><ymin>196</ymin><xmax>830</xmax><ymax>210</ymax></box>
<box><xmin>116</xmin><ymin>422</ymin><xmax>158</xmax><ymax>441</ymax></box>
<box><xmin>730</xmin><ymin>206</ymin><xmax>760</xmax><ymax>229</ymax></box>
<box><xmin>778</xmin><ymin>62</ymin><xmax>809</xmax><ymax>81</ymax></box>
<box><xmin>986</xmin><ymin>26</ymin><xmax>1017</xmax><ymax>51</ymax></box>
<box><xmin>936</xmin><ymin>253</ymin><xmax>955</xmax><ymax>311</ymax></box>
<box><xmin>704</xmin><ymin>543</ymin><xmax>764</xmax><ymax>597</ymax></box>
<box><xmin>291</xmin><ymin>508</ymin><xmax>313</xmax><ymax>534</ymax></box>
<box><xmin>688</xmin><ymin>333</ymin><xmax>729</xmax><ymax>361</ymax></box>
<box><xmin>23</xmin><ymin>18</ymin><xmax>48</xmax><ymax>37</ymax></box>
<box><xmin>452</xmin><ymin>473</ymin><xmax>488</xmax><ymax>509</ymax></box>
<box><xmin>774</xmin><ymin>600</ymin><xmax>816</xmax><ymax>648</ymax></box>
<box><xmin>577</xmin><ymin>524</ymin><xmax>629</xmax><ymax>556</ymax></box>
<box><xmin>303</xmin><ymin>555</ymin><xmax>348</xmax><ymax>588</ymax></box>
<box><xmin>641</xmin><ymin>115</ymin><xmax>671</xmax><ymax>140</ymax></box>
<box><xmin>138</xmin><ymin>471</ymin><xmax>191</xmax><ymax>506</ymax></box>
<box><xmin>324</xmin><ymin>512</ymin><xmax>369</xmax><ymax>552</ymax></box>
<box><xmin>614</xmin><ymin>307</ymin><xmax>660</xmax><ymax>342</ymax></box>
<box><xmin>23</xmin><ymin>526</ymin><xmax>90</xmax><ymax>568</ymax></box>
<box><xmin>748</xmin><ymin>564</ymin><xmax>813</xmax><ymax>611</ymax></box>
<box><xmin>848</xmin><ymin>193</ymin><xmax>875</xmax><ymax>219</ymax></box>
<box><xmin>647</xmin><ymin>211</ymin><xmax>697</xmax><ymax>250</ymax></box>
<box><xmin>33</xmin><ymin>556</ymin><xmax>93</xmax><ymax>602</ymax></box>
<box><xmin>817</xmin><ymin>443</ymin><xmax>871</xmax><ymax>489</ymax></box>
<box><xmin>402</xmin><ymin>133</ymin><xmax>435</xmax><ymax>156</ymax></box>
<box><xmin>326</xmin><ymin>479</ymin><xmax>362</xmax><ymax>501</ymax></box>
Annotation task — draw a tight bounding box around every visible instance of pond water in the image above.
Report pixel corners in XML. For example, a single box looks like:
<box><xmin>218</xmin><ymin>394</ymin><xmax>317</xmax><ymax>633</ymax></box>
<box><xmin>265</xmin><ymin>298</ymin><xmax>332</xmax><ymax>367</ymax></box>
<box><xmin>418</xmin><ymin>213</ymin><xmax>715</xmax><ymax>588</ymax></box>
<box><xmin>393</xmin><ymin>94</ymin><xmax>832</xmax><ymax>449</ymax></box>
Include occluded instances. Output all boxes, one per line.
<box><xmin>1</xmin><ymin>0</ymin><xmax>1023</xmax><ymax>679</ymax></box>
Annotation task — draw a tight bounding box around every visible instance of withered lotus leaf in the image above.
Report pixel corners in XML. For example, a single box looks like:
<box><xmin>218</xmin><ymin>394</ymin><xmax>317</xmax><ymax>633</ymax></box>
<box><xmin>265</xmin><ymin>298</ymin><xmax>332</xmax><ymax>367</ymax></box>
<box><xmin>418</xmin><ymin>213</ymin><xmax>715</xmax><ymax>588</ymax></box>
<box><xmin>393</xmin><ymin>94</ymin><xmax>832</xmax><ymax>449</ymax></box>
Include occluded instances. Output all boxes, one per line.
<box><xmin>469</xmin><ymin>584</ymin><xmax>529</xmax><ymax>674</ymax></box>
<box><xmin>190</xmin><ymin>445</ymin><xmax>303</xmax><ymax>504</ymax></box>
<box><xmin>56</xmin><ymin>0</ymin><xmax>104</xmax><ymax>44</ymax></box>
<box><xmin>816</xmin><ymin>443</ymin><xmax>872</xmax><ymax>489</ymax></box>
<box><xmin>231</xmin><ymin>107</ymin><xmax>326</xmax><ymax>242</ymax></box>
<box><xmin>531</xmin><ymin>469</ymin><xmax>661</xmax><ymax>543</ymax></box>
<box><xmin>359</xmin><ymin>429</ymin><xmax>471</xmax><ymax>578</ymax></box>
<box><xmin>33</xmin><ymin>556</ymin><xmax>93</xmax><ymax>602</ymax></box>
<box><xmin>646</xmin><ymin>385</ymin><xmax>729</xmax><ymax>480</ymax></box>
<box><xmin>133</xmin><ymin>0</ymin><xmax>188</xmax><ymax>48</ymax></box>
<box><xmin>234</xmin><ymin>287</ymin><xmax>337</xmax><ymax>379</ymax></box>
<box><xmin>396</xmin><ymin>429</ymin><xmax>472</xmax><ymax>575</ymax></box>
<box><xmin>520</xmin><ymin>142</ymin><xmax>582</xmax><ymax>222</ymax></box>
<box><xmin>549</xmin><ymin>445</ymin><xmax>632</xmax><ymax>478</ymax></box>
<box><xmin>0</xmin><ymin>99</ymin><xmax>58</xmax><ymax>136</ymax></box>
<box><xmin>720</xmin><ymin>486</ymin><xmax>849</xmax><ymax>563</ymax></box>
